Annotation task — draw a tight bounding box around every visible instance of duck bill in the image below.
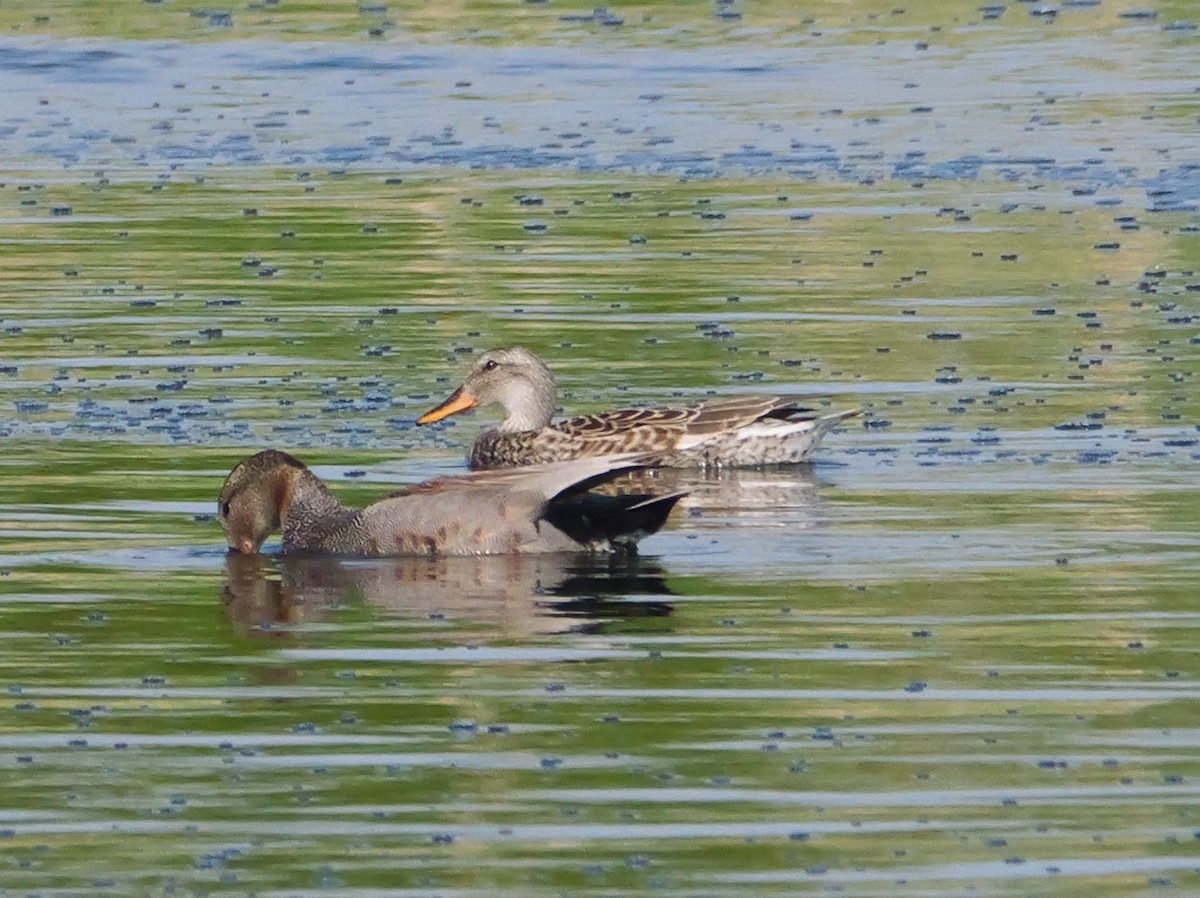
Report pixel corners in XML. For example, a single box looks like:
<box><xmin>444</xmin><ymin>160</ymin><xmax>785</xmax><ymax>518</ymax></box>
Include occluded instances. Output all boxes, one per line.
<box><xmin>417</xmin><ymin>386</ymin><xmax>479</xmax><ymax>425</ymax></box>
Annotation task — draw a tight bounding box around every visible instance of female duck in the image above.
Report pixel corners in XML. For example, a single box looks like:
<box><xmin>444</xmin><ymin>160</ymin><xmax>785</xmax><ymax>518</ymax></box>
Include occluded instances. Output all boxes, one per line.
<box><xmin>418</xmin><ymin>347</ymin><xmax>858</xmax><ymax>470</ymax></box>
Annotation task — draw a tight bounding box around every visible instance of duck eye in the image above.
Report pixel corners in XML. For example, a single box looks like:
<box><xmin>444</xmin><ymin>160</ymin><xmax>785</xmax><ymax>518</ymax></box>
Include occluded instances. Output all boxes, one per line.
<box><xmin>483</xmin><ymin>359</ymin><xmax>498</xmax><ymax>371</ymax></box>
<box><xmin>220</xmin><ymin>500</ymin><xmax>231</xmax><ymax>518</ymax></box>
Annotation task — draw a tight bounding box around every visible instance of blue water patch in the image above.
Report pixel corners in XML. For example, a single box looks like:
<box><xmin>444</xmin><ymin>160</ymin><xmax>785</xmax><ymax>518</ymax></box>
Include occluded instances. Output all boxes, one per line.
<box><xmin>0</xmin><ymin>32</ymin><xmax>1191</xmax><ymax>202</ymax></box>
<box><xmin>1142</xmin><ymin>165</ymin><xmax>1200</xmax><ymax>212</ymax></box>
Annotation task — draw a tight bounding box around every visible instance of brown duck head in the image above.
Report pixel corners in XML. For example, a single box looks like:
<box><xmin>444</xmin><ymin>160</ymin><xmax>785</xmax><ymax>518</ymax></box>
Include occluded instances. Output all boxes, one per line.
<box><xmin>218</xmin><ymin>450</ymin><xmax>307</xmax><ymax>554</ymax></box>
<box><xmin>418</xmin><ymin>347</ymin><xmax>557</xmax><ymax>432</ymax></box>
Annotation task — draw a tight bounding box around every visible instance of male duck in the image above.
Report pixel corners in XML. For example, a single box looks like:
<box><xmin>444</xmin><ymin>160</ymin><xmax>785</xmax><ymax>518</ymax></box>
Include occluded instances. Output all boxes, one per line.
<box><xmin>218</xmin><ymin>449</ymin><xmax>682</xmax><ymax>557</ymax></box>
<box><xmin>418</xmin><ymin>347</ymin><xmax>858</xmax><ymax>470</ymax></box>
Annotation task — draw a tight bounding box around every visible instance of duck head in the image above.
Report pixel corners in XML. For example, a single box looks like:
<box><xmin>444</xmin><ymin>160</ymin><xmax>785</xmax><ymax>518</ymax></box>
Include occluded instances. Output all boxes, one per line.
<box><xmin>218</xmin><ymin>450</ymin><xmax>305</xmax><ymax>554</ymax></box>
<box><xmin>418</xmin><ymin>347</ymin><xmax>557</xmax><ymax>432</ymax></box>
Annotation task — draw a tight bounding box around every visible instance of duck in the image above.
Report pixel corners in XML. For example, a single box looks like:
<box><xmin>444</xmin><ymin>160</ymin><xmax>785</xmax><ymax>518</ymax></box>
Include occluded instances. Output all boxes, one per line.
<box><xmin>218</xmin><ymin>449</ymin><xmax>683</xmax><ymax>557</ymax></box>
<box><xmin>417</xmin><ymin>347</ymin><xmax>859</xmax><ymax>470</ymax></box>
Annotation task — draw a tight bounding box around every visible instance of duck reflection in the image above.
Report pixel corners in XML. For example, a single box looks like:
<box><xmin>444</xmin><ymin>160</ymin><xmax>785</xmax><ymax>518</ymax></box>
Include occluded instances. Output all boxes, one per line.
<box><xmin>222</xmin><ymin>550</ymin><xmax>674</xmax><ymax>638</ymax></box>
<box><xmin>603</xmin><ymin>464</ymin><xmax>827</xmax><ymax>515</ymax></box>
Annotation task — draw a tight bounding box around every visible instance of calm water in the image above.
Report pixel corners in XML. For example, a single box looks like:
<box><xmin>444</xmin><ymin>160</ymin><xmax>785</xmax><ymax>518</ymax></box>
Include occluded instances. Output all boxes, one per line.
<box><xmin>1</xmin><ymin>2</ymin><xmax>1199</xmax><ymax>896</ymax></box>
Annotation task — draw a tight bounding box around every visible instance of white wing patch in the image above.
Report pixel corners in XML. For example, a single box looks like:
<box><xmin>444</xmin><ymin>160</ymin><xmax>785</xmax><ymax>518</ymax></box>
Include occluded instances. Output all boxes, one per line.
<box><xmin>677</xmin><ymin>419</ymin><xmax>816</xmax><ymax>450</ymax></box>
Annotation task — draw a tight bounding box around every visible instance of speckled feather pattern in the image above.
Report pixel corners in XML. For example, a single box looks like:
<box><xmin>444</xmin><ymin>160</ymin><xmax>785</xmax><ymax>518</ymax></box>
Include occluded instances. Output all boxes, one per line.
<box><xmin>420</xmin><ymin>347</ymin><xmax>858</xmax><ymax>471</ymax></box>
<box><xmin>469</xmin><ymin>401</ymin><xmax>859</xmax><ymax>470</ymax></box>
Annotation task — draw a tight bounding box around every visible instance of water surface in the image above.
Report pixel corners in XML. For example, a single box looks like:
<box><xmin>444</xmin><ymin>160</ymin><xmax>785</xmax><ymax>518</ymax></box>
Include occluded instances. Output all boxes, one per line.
<box><xmin>1</xmin><ymin>2</ymin><xmax>1198</xmax><ymax>896</ymax></box>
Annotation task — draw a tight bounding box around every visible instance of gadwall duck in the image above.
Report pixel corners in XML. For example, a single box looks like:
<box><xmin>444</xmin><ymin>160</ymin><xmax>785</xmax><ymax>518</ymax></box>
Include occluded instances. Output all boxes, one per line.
<box><xmin>417</xmin><ymin>347</ymin><xmax>859</xmax><ymax>470</ymax></box>
<box><xmin>218</xmin><ymin>449</ymin><xmax>682</xmax><ymax>557</ymax></box>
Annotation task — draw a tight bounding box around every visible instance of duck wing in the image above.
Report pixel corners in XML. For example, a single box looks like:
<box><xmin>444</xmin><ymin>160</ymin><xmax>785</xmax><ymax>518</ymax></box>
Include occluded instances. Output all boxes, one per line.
<box><xmin>361</xmin><ymin>454</ymin><xmax>675</xmax><ymax>555</ymax></box>
<box><xmin>405</xmin><ymin>453</ymin><xmax>650</xmax><ymax>497</ymax></box>
<box><xmin>553</xmin><ymin>396</ymin><xmax>830</xmax><ymax>444</ymax></box>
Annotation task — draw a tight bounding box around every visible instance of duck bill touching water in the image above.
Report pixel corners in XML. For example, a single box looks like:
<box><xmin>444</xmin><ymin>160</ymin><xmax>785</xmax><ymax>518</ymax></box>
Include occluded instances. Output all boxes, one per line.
<box><xmin>218</xmin><ymin>449</ymin><xmax>683</xmax><ymax>557</ymax></box>
<box><xmin>417</xmin><ymin>346</ymin><xmax>860</xmax><ymax>470</ymax></box>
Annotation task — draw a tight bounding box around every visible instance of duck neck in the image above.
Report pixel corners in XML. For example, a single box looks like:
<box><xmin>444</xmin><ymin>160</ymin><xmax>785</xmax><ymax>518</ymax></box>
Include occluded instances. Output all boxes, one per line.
<box><xmin>279</xmin><ymin>470</ymin><xmax>350</xmax><ymax>550</ymax></box>
<box><xmin>500</xmin><ymin>397</ymin><xmax>554</xmax><ymax>432</ymax></box>
<box><xmin>498</xmin><ymin>375</ymin><xmax>557</xmax><ymax>433</ymax></box>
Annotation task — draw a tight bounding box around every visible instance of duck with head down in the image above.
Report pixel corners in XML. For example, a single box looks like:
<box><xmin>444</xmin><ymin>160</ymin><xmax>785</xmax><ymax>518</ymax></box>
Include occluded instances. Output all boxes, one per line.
<box><xmin>418</xmin><ymin>346</ymin><xmax>860</xmax><ymax>470</ymax></box>
<box><xmin>217</xmin><ymin>449</ymin><xmax>683</xmax><ymax>557</ymax></box>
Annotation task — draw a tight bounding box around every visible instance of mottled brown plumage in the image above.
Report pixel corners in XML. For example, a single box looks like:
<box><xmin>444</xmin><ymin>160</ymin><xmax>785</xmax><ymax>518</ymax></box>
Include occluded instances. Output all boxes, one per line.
<box><xmin>217</xmin><ymin>449</ymin><xmax>682</xmax><ymax>557</ymax></box>
<box><xmin>418</xmin><ymin>347</ymin><xmax>859</xmax><ymax>470</ymax></box>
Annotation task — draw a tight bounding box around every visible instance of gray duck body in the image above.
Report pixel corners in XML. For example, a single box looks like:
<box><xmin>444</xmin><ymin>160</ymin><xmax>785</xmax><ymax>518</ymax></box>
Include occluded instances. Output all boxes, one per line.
<box><xmin>218</xmin><ymin>449</ymin><xmax>682</xmax><ymax>557</ymax></box>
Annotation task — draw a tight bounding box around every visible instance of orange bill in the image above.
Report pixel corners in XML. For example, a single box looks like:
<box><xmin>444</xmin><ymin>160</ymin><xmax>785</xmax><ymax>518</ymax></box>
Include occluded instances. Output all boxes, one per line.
<box><xmin>417</xmin><ymin>386</ymin><xmax>479</xmax><ymax>425</ymax></box>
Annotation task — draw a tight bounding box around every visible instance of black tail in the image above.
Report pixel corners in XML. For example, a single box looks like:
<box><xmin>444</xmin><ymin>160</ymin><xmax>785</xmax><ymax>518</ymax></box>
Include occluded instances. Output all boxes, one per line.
<box><xmin>541</xmin><ymin>491</ymin><xmax>686</xmax><ymax>552</ymax></box>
